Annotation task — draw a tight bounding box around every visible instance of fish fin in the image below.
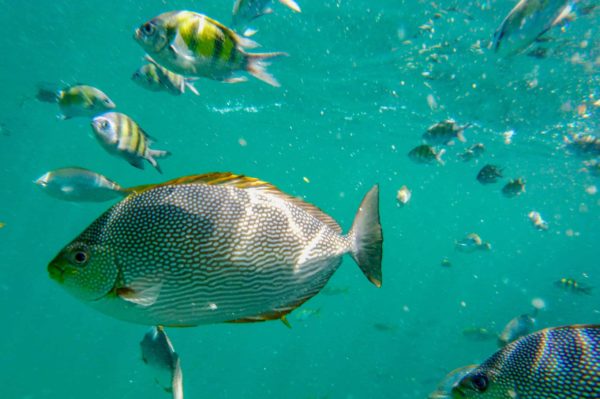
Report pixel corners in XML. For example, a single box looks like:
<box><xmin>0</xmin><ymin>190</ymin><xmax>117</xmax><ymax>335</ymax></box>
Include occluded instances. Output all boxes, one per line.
<box><xmin>245</xmin><ymin>52</ymin><xmax>288</xmax><ymax>87</ymax></box>
<box><xmin>457</xmin><ymin>131</ymin><xmax>466</xmax><ymax>143</ymax></box>
<box><xmin>551</xmin><ymin>3</ymin><xmax>574</xmax><ymax>28</ymax></box>
<box><xmin>128</xmin><ymin>172</ymin><xmax>343</xmax><ymax>233</ymax></box>
<box><xmin>223</xmin><ymin>76</ymin><xmax>248</xmax><ymax>84</ymax></box>
<box><xmin>348</xmin><ymin>185</ymin><xmax>383</xmax><ymax>288</ymax></box>
<box><xmin>36</xmin><ymin>82</ymin><xmax>61</xmax><ymax>103</ymax></box>
<box><xmin>236</xmin><ymin>35</ymin><xmax>260</xmax><ymax>49</ymax></box>
<box><xmin>117</xmin><ymin>280</ymin><xmax>163</xmax><ymax>307</ymax></box>
<box><xmin>243</xmin><ymin>27</ymin><xmax>259</xmax><ymax>37</ymax></box>
<box><xmin>145</xmin><ymin>149</ymin><xmax>171</xmax><ymax>174</ymax></box>
<box><xmin>227</xmin><ymin>300</ymin><xmax>308</xmax><ymax>325</ymax></box>
<box><xmin>128</xmin><ymin>157</ymin><xmax>145</xmax><ymax>170</ymax></box>
<box><xmin>436</xmin><ymin>148</ymin><xmax>446</xmax><ymax>165</ymax></box>
<box><xmin>278</xmin><ymin>0</ymin><xmax>301</xmax><ymax>12</ymax></box>
<box><xmin>232</xmin><ymin>0</ymin><xmax>242</xmax><ymax>14</ymax></box>
<box><xmin>184</xmin><ymin>78</ymin><xmax>199</xmax><ymax>95</ymax></box>
<box><xmin>171</xmin><ymin>355</ymin><xmax>184</xmax><ymax>399</ymax></box>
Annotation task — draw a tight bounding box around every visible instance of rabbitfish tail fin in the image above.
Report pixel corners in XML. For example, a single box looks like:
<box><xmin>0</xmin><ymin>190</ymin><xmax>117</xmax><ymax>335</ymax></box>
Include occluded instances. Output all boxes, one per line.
<box><xmin>36</xmin><ymin>82</ymin><xmax>61</xmax><ymax>103</ymax></box>
<box><xmin>348</xmin><ymin>185</ymin><xmax>383</xmax><ymax>288</ymax></box>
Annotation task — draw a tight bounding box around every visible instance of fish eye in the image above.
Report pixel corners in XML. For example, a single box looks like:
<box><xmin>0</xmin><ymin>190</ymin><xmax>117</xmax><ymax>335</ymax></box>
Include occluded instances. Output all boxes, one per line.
<box><xmin>470</xmin><ymin>374</ymin><xmax>489</xmax><ymax>392</ymax></box>
<box><xmin>98</xmin><ymin>119</ymin><xmax>108</xmax><ymax>129</ymax></box>
<box><xmin>142</xmin><ymin>22</ymin><xmax>155</xmax><ymax>35</ymax></box>
<box><xmin>69</xmin><ymin>246</ymin><xmax>90</xmax><ymax>266</ymax></box>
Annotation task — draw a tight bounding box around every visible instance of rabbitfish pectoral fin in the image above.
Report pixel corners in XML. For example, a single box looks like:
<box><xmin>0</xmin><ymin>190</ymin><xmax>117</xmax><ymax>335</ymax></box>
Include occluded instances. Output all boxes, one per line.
<box><xmin>117</xmin><ymin>280</ymin><xmax>163</xmax><ymax>307</ymax></box>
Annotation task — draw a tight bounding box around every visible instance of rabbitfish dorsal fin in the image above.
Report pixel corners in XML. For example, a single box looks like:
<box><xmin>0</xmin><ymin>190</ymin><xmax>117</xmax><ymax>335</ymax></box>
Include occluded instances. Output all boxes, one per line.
<box><xmin>126</xmin><ymin>172</ymin><xmax>342</xmax><ymax>234</ymax></box>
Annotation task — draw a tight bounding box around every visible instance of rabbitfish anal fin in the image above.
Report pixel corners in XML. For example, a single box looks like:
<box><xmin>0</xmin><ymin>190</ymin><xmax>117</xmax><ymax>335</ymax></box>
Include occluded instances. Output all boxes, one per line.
<box><xmin>127</xmin><ymin>172</ymin><xmax>343</xmax><ymax>233</ymax></box>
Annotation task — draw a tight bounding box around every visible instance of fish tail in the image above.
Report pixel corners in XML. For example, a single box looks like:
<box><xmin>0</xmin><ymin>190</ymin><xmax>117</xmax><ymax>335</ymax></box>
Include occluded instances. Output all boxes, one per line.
<box><xmin>348</xmin><ymin>185</ymin><xmax>383</xmax><ymax>288</ymax></box>
<box><xmin>36</xmin><ymin>82</ymin><xmax>60</xmax><ymax>103</ymax></box>
<box><xmin>278</xmin><ymin>0</ymin><xmax>301</xmax><ymax>12</ymax></box>
<box><xmin>245</xmin><ymin>52</ymin><xmax>288</xmax><ymax>87</ymax></box>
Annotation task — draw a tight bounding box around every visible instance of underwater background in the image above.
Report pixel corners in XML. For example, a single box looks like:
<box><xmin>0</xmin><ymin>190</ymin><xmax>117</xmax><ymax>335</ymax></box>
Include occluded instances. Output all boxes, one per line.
<box><xmin>1</xmin><ymin>0</ymin><xmax>599</xmax><ymax>398</ymax></box>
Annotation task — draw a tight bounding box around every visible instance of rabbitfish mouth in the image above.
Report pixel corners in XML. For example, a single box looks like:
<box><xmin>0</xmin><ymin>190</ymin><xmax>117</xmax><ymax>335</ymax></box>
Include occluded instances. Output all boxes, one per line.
<box><xmin>48</xmin><ymin>261</ymin><xmax>66</xmax><ymax>283</ymax></box>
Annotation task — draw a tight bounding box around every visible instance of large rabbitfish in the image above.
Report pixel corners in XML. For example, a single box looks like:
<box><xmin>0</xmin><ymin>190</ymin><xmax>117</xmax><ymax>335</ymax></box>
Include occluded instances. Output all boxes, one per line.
<box><xmin>48</xmin><ymin>172</ymin><xmax>383</xmax><ymax>327</ymax></box>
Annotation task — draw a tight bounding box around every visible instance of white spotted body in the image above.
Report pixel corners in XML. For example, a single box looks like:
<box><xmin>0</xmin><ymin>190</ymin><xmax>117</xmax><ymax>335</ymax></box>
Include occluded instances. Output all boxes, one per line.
<box><xmin>48</xmin><ymin>173</ymin><xmax>383</xmax><ymax>327</ymax></box>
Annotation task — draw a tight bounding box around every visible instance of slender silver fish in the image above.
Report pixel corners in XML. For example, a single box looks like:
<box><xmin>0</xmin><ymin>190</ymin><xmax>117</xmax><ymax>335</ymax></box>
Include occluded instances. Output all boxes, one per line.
<box><xmin>140</xmin><ymin>326</ymin><xmax>183</xmax><ymax>399</ymax></box>
<box><xmin>48</xmin><ymin>172</ymin><xmax>383</xmax><ymax>327</ymax></box>
<box><xmin>34</xmin><ymin>167</ymin><xmax>128</xmax><ymax>202</ymax></box>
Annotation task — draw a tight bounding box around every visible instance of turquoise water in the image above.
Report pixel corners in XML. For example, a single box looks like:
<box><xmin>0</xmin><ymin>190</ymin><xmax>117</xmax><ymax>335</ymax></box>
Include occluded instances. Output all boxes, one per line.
<box><xmin>1</xmin><ymin>0</ymin><xmax>599</xmax><ymax>398</ymax></box>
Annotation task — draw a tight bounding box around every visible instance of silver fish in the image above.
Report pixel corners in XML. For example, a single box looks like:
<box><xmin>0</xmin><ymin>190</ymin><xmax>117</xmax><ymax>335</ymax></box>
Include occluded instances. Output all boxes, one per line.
<box><xmin>132</xmin><ymin>56</ymin><xmax>199</xmax><ymax>96</ymax></box>
<box><xmin>232</xmin><ymin>0</ymin><xmax>301</xmax><ymax>37</ymax></box>
<box><xmin>497</xmin><ymin>313</ymin><xmax>536</xmax><ymax>347</ymax></box>
<box><xmin>140</xmin><ymin>326</ymin><xmax>183</xmax><ymax>399</ymax></box>
<box><xmin>492</xmin><ymin>0</ymin><xmax>574</xmax><ymax>56</ymax></box>
<box><xmin>48</xmin><ymin>173</ymin><xmax>383</xmax><ymax>327</ymax></box>
<box><xmin>34</xmin><ymin>167</ymin><xmax>127</xmax><ymax>202</ymax></box>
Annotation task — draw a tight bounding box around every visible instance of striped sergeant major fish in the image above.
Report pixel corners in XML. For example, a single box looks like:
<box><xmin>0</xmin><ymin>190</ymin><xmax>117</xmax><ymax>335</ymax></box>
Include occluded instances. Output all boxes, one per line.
<box><xmin>36</xmin><ymin>83</ymin><xmax>116</xmax><ymax>120</ymax></box>
<box><xmin>134</xmin><ymin>11</ymin><xmax>287</xmax><ymax>87</ymax></box>
<box><xmin>132</xmin><ymin>56</ymin><xmax>199</xmax><ymax>96</ymax></box>
<box><xmin>91</xmin><ymin>112</ymin><xmax>170</xmax><ymax>174</ymax></box>
<box><xmin>232</xmin><ymin>0</ymin><xmax>301</xmax><ymax>37</ymax></box>
<box><xmin>47</xmin><ymin>172</ymin><xmax>383</xmax><ymax>327</ymax></box>
<box><xmin>452</xmin><ymin>325</ymin><xmax>600</xmax><ymax>398</ymax></box>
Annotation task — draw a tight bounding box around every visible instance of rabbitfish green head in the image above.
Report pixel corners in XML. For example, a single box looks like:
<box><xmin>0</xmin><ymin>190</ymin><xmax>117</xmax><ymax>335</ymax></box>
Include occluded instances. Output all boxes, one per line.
<box><xmin>452</xmin><ymin>325</ymin><xmax>600</xmax><ymax>398</ymax></box>
<box><xmin>48</xmin><ymin>216</ymin><xmax>118</xmax><ymax>302</ymax></box>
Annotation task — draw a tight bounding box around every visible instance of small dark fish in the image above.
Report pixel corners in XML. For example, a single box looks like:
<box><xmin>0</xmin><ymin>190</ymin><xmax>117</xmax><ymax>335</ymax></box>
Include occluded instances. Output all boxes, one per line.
<box><xmin>459</xmin><ymin>143</ymin><xmax>485</xmax><ymax>162</ymax></box>
<box><xmin>555</xmin><ymin>277</ymin><xmax>592</xmax><ymax>295</ymax></box>
<box><xmin>476</xmin><ymin>165</ymin><xmax>503</xmax><ymax>184</ymax></box>
<box><xmin>497</xmin><ymin>313</ymin><xmax>536</xmax><ymax>347</ymax></box>
<box><xmin>452</xmin><ymin>325</ymin><xmax>600</xmax><ymax>398</ymax></box>
<box><xmin>501</xmin><ymin>178</ymin><xmax>526</xmax><ymax>198</ymax></box>
<box><xmin>422</xmin><ymin>119</ymin><xmax>469</xmax><ymax>145</ymax></box>
<box><xmin>455</xmin><ymin>233</ymin><xmax>491</xmax><ymax>253</ymax></box>
<box><xmin>373</xmin><ymin>323</ymin><xmax>397</xmax><ymax>332</ymax></box>
<box><xmin>462</xmin><ymin>327</ymin><xmax>496</xmax><ymax>342</ymax></box>
<box><xmin>429</xmin><ymin>365</ymin><xmax>478</xmax><ymax>399</ymax></box>
<box><xmin>564</xmin><ymin>133</ymin><xmax>600</xmax><ymax>157</ymax></box>
<box><xmin>140</xmin><ymin>326</ymin><xmax>183</xmax><ymax>399</ymax></box>
<box><xmin>440</xmin><ymin>258</ymin><xmax>452</xmax><ymax>268</ymax></box>
<box><xmin>408</xmin><ymin>144</ymin><xmax>445</xmax><ymax>164</ymax></box>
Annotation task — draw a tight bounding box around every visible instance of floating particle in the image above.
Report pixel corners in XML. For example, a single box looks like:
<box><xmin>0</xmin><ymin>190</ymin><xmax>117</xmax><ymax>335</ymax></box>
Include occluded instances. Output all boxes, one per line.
<box><xmin>427</xmin><ymin>94</ymin><xmax>438</xmax><ymax>110</ymax></box>
<box><xmin>238</xmin><ymin>137</ymin><xmax>248</xmax><ymax>147</ymax></box>
<box><xmin>585</xmin><ymin>185</ymin><xmax>597</xmax><ymax>195</ymax></box>
<box><xmin>396</xmin><ymin>185</ymin><xmax>411</xmax><ymax>206</ymax></box>
<box><xmin>531</xmin><ymin>297</ymin><xmax>546</xmax><ymax>310</ymax></box>
<box><xmin>503</xmin><ymin>130</ymin><xmax>515</xmax><ymax>145</ymax></box>
<box><xmin>303</xmin><ymin>176</ymin><xmax>310</xmax><ymax>183</ymax></box>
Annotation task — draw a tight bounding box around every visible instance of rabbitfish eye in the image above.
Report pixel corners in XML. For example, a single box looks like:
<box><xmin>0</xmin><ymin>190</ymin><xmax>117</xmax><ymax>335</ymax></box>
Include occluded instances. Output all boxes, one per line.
<box><xmin>470</xmin><ymin>374</ymin><xmax>489</xmax><ymax>392</ymax></box>
<box><xmin>70</xmin><ymin>246</ymin><xmax>89</xmax><ymax>266</ymax></box>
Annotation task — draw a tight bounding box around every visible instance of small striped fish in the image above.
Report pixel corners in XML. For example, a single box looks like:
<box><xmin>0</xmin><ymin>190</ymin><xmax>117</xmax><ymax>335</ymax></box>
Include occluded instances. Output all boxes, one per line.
<box><xmin>91</xmin><ymin>112</ymin><xmax>169</xmax><ymax>173</ymax></box>
<box><xmin>47</xmin><ymin>173</ymin><xmax>383</xmax><ymax>327</ymax></box>
<box><xmin>132</xmin><ymin>56</ymin><xmax>199</xmax><ymax>96</ymax></box>
<box><xmin>452</xmin><ymin>325</ymin><xmax>600</xmax><ymax>398</ymax></box>
<box><xmin>134</xmin><ymin>11</ymin><xmax>286</xmax><ymax>87</ymax></box>
<box><xmin>36</xmin><ymin>84</ymin><xmax>116</xmax><ymax>119</ymax></box>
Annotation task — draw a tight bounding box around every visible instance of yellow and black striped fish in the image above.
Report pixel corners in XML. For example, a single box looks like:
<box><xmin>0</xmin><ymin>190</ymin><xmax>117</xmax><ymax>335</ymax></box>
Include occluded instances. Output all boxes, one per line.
<box><xmin>36</xmin><ymin>84</ymin><xmax>116</xmax><ymax>119</ymax></box>
<box><xmin>132</xmin><ymin>56</ymin><xmax>199</xmax><ymax>96</ymax></box>
<box><xmin>134</xmin><ymin>10</ymin><xmax>286</xmax><ymax>86</ymax></box>
<box><xmin>91</xmin><ymin>112</ymin><xmax>169</xmax><ymax>173</ymax></box>
<box><xmin>47</xmin><ymin>172</ymin><xmax>383</xmax><ymax>327</ymax></box>
<box><xmin>452</xmin><ymin>325</ymin><xmax>600</xmax><ymax>398</ymax></box>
